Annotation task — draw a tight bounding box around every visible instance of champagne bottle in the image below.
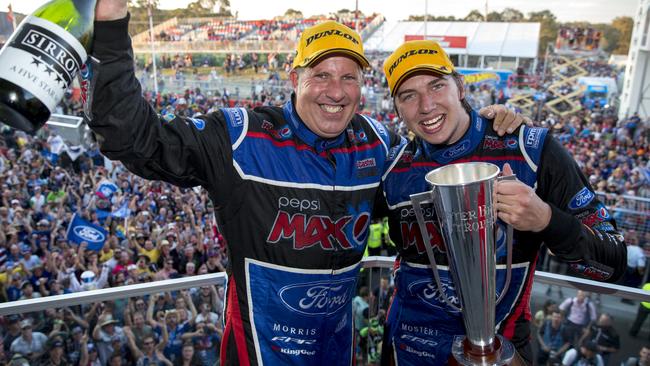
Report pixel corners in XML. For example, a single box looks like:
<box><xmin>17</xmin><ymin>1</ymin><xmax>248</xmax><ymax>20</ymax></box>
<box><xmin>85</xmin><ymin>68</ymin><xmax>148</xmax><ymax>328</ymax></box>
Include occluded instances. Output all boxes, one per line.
<box><xmin>0</xmin><ymin>0</ymin><xmax>96</xmax><ymax>133</ymax></box>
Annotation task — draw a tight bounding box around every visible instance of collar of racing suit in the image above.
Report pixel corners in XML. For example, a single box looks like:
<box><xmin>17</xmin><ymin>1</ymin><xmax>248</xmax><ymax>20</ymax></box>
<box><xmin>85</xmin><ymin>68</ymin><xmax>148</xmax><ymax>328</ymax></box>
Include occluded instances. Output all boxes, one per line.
<box><xmin>283</xmin><ymin>96</ymin><xmax>347</xmax><ymax>154</ymax></box>
<box><xmin>419</xmin><ymin>109</ymin><xmax>487</xmax><ymax>164</ymax></box>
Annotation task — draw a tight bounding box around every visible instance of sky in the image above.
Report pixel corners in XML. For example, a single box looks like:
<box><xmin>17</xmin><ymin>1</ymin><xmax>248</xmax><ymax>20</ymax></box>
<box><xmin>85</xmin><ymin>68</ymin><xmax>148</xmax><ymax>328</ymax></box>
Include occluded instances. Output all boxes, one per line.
<box><xmin>0</xmin><ymin>0</ymin><xmax>640</xmax><ymax>24</ymax></box>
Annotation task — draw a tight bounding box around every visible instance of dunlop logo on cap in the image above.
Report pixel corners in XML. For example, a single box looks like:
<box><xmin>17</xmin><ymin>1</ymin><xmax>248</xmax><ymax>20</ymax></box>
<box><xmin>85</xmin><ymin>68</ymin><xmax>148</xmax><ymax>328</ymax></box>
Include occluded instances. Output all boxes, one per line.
<box><xmin>305</xmin><ymin>29</ymin><xmax>360</xmax><ymax>47</ymax></box>
<box><xmin>387</xmin><ymin>48</ymin><xmax>439</xmax><ymax>76</ymax></box>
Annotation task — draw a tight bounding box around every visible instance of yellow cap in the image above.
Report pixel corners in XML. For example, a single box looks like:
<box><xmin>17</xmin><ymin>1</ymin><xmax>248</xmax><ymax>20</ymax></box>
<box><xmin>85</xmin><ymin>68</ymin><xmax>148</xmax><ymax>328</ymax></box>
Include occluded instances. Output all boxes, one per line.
<box><xmin>383</xmin><ymin>40</ymin><xmax>455</xmax><ymax>96</ymax></box>
<box><xmin>293</xmin><ymin>20</ymin><xmax>369</xmax><ymax>69</ymax></box>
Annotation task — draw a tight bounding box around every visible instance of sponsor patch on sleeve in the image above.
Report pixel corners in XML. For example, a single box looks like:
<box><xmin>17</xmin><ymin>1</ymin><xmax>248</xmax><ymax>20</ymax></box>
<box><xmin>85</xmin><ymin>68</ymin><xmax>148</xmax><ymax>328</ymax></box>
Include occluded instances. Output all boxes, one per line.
<box><xmin>568</xmin><ymin>187</ymin><xmax>595</xmax><ymax>210</ymax></box>
<box><xmin>524</xmin><ymin>127</ymin><xmax>543</xmax><ymax>149</ymax></box>
<box><xmin>569</xmin><ymin>261</ymin><xmax>612</xmax><ymax>281</ymax></box>
<box><xmin>222</xmin><ymin>107</ymin><xmax>245</xmax><ymax>127</ymax></box>
<box><xmin>189</xmin><ymin>118</ymin><xmax>205</xmax><ymax>130</ymax></box>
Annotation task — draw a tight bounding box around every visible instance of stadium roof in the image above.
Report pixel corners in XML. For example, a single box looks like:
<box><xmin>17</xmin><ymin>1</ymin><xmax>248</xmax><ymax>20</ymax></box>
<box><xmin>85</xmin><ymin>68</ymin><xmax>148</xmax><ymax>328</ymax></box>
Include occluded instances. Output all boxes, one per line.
<box><xmin>364</xmin><ymin>20</ymin><xmax>540</xmax><ymax>58</ymax></box>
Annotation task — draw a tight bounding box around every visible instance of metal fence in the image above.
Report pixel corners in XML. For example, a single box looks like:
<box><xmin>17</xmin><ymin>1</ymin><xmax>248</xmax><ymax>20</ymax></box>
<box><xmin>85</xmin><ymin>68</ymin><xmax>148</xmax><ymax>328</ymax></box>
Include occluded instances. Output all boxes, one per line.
<box><xmin>597</xmin><ymin>192</ymin><xmax>650</xmax><ymax>236</ymax></box>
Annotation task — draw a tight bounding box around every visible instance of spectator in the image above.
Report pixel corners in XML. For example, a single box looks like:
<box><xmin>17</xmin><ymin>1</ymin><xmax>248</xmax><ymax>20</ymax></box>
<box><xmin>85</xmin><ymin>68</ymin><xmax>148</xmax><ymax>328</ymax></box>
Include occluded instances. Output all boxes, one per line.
<box><xmin>371</xmin><ymin>276</ymin><xmax>392</xmax><ymax>317</ymax></box>
<box><xmin>353</xmin><ymin>286</ymin><xmax>370</xmax><ymax>332</ymax></box>
<box><xmin>10</xmin><ymin>319</ymin><xmax>48</xmax><ymax>362</ymax></box>
<box><xmin>537</xmin><ymin>310</ymin><xmax>572</xmax><ymax>365</ymax></box>
<box><xmin>561</xmin><ymin>340</ymin><xmax>604</xmax><ymax>366</ymax></box>
<box><xmin>92</xmin><ymin>315</ymin><xmax>126</xmax><ymax>366</ymax></box>
<box><xmin>623</xmin><ymin>345</ymin><xmax>650</xmax><ymax>366</ymax></box>
<box><xmin>578</xmin><ymin>313</ymin><xmax>620</xmax><ymax>365</ymax></box>
<box><xmin>630</xmin><ymin>283</ymin><xmax>650</xmax><ymax>338</ymax></box>
<box><xmin>623</xmin><ymin>233</ymin><xmax>646</xmax><ymax>303</ymax></box>
<box><xmin>559</xmin><ymin>290</ymin><xmax>597</xmax><ymax>347</ymax></box>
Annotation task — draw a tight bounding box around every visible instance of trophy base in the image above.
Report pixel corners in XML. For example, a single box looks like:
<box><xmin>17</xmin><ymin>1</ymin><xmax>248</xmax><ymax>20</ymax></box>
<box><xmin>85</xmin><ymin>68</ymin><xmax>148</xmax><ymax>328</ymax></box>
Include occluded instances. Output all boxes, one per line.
<box><xmin>449</xmin><ymin>335</ymin><xmax>515</xmax><ymax>366</ymax></box>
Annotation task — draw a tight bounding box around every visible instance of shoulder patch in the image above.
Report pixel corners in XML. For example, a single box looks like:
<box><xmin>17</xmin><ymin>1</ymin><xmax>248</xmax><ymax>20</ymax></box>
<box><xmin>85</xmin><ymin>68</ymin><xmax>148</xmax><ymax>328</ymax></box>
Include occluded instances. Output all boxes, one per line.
<box><xmin>524</xmin><ymin>127</ymin><xmax>544</xmax><ymax>149</ymax></box>
<box><xmin>189</xmin><ymin>118</ymin><xmax>205</xmax><ymax>130</ymax></box>
<box><xmin>222</xmin><ymin>108</ymin><xmax>245</xmax><ymax>127</ymax></box>
<box><xmin>568</xmin><ymin>187</ymin><xmax>595</xmax><ymax>210</ymax></box>
<box><xmin>162</xmin><ymin>113</ymin><xmax>176</xmax><ymax>123</ymax></box>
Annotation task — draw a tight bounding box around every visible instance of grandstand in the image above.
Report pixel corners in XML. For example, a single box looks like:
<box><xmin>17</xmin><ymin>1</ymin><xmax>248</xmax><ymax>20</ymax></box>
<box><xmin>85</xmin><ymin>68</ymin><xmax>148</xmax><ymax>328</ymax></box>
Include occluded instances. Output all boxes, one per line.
<box><xmin>131</xmin><ymin>14</ymin><xmax>380</xmax><ymax>54</ymax></box>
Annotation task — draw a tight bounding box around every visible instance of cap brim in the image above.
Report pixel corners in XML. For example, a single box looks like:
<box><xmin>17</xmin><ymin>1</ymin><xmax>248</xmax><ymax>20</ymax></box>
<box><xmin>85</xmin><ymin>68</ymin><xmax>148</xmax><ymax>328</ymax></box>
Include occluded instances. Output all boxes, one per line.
<box><xmin>297</xmin><ymin>48</ymin><xmax>369</xmax><ymax>69</ymax></box>
<box><xmin>391</xmin><ymin>65</ymin><xmax>453</xmax><ymax>97</ymax></box>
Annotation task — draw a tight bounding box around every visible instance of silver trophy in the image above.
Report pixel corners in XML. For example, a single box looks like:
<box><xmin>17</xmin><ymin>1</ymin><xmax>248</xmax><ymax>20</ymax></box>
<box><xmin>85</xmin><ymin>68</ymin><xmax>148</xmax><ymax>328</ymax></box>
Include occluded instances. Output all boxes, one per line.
<box><xmin>410</xmin><ymin>162</ymin><xmax>516</xmax><ymax>365</ymax></box>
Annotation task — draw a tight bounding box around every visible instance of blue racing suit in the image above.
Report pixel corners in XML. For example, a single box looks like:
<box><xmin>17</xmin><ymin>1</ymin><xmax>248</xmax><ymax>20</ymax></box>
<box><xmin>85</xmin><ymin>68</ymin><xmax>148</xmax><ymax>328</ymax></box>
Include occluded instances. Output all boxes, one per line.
<box><xmin>87</xmin><ymin>16</ymin><xmax>405</xmax><ymax>366</ymax></box>
<box><xmin>379</xmin><ymin>110</ymin><xmax>626</xmax><ymax>365</ymax></box>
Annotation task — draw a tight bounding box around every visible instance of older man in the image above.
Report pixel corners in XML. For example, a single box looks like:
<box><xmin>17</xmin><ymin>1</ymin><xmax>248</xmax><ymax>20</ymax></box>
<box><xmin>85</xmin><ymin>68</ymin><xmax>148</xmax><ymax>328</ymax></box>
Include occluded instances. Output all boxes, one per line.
<box><xmin>90</xmin><ymin>2</ymin><xmax>523</xmax><ymax>364</ymax></box>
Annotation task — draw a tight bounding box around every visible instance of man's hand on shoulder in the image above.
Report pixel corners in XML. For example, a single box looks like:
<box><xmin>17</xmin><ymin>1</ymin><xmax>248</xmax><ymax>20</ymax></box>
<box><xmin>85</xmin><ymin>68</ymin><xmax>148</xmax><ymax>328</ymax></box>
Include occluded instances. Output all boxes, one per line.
<box><xmin>95</xmin><ymin>0</ymin><xmax>128</xmax><ymax>21</ymax></box>
<box><xmin>479</xmin><ymin>105</ymin><xmax>533</xmax><ymax>136</ymax></box>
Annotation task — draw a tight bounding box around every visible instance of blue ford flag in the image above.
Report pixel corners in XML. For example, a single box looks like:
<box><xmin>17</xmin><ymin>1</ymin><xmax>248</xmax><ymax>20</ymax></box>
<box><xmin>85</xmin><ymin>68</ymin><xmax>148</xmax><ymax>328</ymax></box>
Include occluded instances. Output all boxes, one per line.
<box><xmin>111</xmin><ymin>201</ymin><xmax>131</xmax><ymax>219</ymax></box>
<box><xmin>66</xmin><ymin>214</ymin><xmax>107</xmax><ymax>251</ymax></box>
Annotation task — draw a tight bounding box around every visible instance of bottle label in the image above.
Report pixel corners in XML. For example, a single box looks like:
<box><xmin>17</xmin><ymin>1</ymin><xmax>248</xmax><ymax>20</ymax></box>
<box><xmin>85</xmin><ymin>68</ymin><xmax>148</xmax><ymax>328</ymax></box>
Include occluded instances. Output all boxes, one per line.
<box><xmin>0</xmin><ymin>16</ymin><xmax>87</xmax><ymax>113</ymax></box>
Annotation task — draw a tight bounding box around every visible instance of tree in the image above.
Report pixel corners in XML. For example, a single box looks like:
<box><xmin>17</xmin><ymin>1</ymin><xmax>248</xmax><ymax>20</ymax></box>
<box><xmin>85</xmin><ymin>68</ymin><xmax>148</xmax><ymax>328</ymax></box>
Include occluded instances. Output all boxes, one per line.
<box><xmin>486</xmin><ymin>11</ymin><xmax>503</xmax><ymax>22</ymax></box>
<box><xmin>464</xmin><ymin>9</ymin><xmax>485</xmax><ymax>22</ymax></box>
<box><xmin>611</xmin><ymin>16</ymin><xmax>633</xmax><ymax>54</ymax></box>
<box><xmin>284</xmin><ymin>9</ymin><xmax>304</xmax><ymax>18</ymax></box>
<box><xmin>501</xmin><ymin>8</ymin><xmax>524</xmax><ymax>22</ymax></box>
<box><xmin>527</xmin><ymin>10</ymin><xmax>559</xmax><ymax>56</ymax></box>
<box><xmin>407</xmin><ymin>15</ymin><xmax>457</xmax><ymax>21</ymax></box>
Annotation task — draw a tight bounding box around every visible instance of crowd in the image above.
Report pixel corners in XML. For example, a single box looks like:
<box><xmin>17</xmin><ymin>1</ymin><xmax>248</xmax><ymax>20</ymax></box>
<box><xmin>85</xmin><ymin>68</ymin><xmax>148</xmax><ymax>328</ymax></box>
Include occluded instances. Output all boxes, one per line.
<box><xmin>0</xmin><ymin>39</ymin><xmax>647</xmax><ymax>366</ymax></box>
<box><xmin>0</xmin><ymin>124</ymin><xmax>228</xmax><ymax>365</ymax></box>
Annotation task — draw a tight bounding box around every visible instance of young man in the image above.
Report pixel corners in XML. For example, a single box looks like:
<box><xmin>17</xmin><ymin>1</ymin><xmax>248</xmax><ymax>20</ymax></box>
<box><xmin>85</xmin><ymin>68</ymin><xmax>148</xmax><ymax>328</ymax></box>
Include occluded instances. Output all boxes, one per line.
<box><xmin>379</xmin><ymin>40</ymin><xmax>627</xmax><ymax>365</ymax></box>
<box><xmin>91</xmin><ymin>2</ymin><xmax>523</xmax><ymax>364</ymax></box>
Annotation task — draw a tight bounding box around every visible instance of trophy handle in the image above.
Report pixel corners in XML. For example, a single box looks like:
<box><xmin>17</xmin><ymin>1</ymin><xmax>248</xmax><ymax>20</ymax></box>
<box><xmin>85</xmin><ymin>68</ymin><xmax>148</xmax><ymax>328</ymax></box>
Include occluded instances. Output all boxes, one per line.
<box><xmin>410</xmin><ymin>190</ymin><xmax>462</xmax><ymax>312</ymax></box>
<box><xmin>495</xmin><ymin>174</ymin><xmax>516</xmax><ymax>305</ymax></box>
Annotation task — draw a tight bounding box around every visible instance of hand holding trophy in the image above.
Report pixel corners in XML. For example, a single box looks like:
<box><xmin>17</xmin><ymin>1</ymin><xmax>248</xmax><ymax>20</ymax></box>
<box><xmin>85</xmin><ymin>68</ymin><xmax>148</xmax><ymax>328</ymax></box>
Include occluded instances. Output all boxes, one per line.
<box><xmin>410</xmin><ymin>162</ymin><xmax>521</xmax><ymax>365</ymax></box>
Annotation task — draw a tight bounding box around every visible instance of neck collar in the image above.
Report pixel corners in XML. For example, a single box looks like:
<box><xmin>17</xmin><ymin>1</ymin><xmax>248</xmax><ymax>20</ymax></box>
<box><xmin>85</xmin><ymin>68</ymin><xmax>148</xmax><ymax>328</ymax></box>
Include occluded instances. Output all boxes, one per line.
<box><xmin>420</xmin><ymin>109</ymin><xmax>485</xmax><ymax>164</ymax></box>
<box><xmin>283</xmin><ymin>97</ymin><xmax>346</xmax><ymax>153</ymax></box>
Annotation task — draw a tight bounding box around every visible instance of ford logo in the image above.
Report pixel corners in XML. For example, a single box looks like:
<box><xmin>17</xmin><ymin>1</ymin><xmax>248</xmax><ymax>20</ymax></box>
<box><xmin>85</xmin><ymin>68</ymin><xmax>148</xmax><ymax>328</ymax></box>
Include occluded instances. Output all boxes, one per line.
<box><xmin>442</xmin><ymin>140</ymin><xmax>470</xmax><ymax>160</ymax></box>
<box><xmin>568</xmin><ymin>187</ymin><xmax>595</xmax><ymax>210</ymax></box>
<box><xmin>279</xmin><ymin>278</ymin><xmax>355</xmax><ymax>316</ymax></box>
<box><xmin>73</xmin><ymin>226</ymin><xmax>105</xmax><ymax>243</ymax></box>
<box><xmin>408</xmin><ymin>279</ymin><xmax>461</xmax><ymax>314</ymax></box>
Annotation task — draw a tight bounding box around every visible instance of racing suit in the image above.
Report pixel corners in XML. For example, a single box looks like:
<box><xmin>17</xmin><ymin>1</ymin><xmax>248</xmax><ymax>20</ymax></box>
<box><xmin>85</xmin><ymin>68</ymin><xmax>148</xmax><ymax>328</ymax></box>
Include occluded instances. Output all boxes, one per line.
<box><xmin>379</xmin><ymin>110</ymin><xmax>627</xmax><ymax>365</ymax></box>
<box><xmin>87</xmin><ymin>16</ymin><xmax>405</xmax><ymax>366</ymax></box>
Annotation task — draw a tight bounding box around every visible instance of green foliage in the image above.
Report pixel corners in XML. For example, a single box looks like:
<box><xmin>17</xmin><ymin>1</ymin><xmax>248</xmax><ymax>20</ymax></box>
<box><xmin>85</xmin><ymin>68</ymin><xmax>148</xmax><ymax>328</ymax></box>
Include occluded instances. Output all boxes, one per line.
<box><xmin>284</xmin><ymin>9</ymin><xmax>303</xmax><ymax>17</ymax></box>
<box><xmin>464</xmin><ymin>10</ymin><xmax>485</xmax><ymax>22</ymax></box>
<box><xmin>611</xmin><ymin>16</ymin><xmax>634</xmax><ymax>54</ymax></box>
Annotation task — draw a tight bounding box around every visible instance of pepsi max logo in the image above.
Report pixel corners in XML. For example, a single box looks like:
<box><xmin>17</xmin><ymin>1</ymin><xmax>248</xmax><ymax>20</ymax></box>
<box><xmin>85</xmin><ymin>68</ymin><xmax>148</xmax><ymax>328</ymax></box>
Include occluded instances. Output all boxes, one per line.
<box><xmin>596</xmin><ymin>205</ymin><xmax>611</xmax><ymax>220</ymax></box>
<box><xmin>279</xmin><ymin>126</ymin><xmax>292</xmax><ymax>139</ymax></box>
<box><xmin>73</xmin><ymin>226</ymin><xmax>105</xmax><ymax>243</ymax></box>
<box><xmin>505</xmin><ymin>137</ymin><xmax>518</xmax><ymax>149</ymax></box>
<box><xmin>442</xmin><ymin>140</ymin><xmax>470</xmax><ymax>160</ymax></box>
<box><xmin>79</xmin><ymin>62</ymin><xmax>91</xmax><ymax>79</ymax></box>
<box><xmin>278</xmin><ymin>278</ymin><xmax>355</xmax><ymax>315</ymax></box>
<box><xmin>569</xmin><ymin>187</ymin><xmax>595</xmax><ymax>210</ymax></box>
<box><xmin>355</xmin><ymin>130</ymin><xmax>368</xmax><ymax>142</ymax></box>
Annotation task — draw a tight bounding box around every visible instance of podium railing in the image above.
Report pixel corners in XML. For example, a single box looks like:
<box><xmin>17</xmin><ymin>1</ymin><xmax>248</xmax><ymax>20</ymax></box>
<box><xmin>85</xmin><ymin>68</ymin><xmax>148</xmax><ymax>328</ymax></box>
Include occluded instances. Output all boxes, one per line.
<box><xmin>1</xmin><ymin>258</ymin><xmax>648</xmax><ymax>317</ymax></box>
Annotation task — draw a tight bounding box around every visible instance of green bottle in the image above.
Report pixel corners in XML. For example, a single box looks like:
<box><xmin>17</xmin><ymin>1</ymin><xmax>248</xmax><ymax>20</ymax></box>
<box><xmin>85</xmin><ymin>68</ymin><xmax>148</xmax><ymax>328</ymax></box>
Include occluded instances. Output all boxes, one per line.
<box><xmin>0</xmin><ymin>0</ymin><xmax>96</xmax><ymax>133</ymax></box>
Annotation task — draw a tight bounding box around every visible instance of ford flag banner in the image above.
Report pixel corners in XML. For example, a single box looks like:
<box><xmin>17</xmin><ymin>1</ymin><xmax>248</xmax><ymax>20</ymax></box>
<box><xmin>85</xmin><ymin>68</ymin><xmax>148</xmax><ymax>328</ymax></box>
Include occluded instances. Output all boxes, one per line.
<box><xmin>66</xmin><ymin>214</ymin><xmax>107</xmax><ymax>251</ymax></box>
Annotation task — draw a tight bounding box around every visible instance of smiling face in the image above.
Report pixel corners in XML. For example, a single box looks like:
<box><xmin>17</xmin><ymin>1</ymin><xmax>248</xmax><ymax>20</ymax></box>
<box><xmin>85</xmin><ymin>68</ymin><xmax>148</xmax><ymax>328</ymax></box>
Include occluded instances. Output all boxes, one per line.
<box><xmin>394</xmin><ymin>72</ymin><xmax>470</xmax><ymax>146</ymax></box>
<box><xmin>291</xmin><ymin>56</ymin><xmax>362</xmax><ymax>139</ymax></box>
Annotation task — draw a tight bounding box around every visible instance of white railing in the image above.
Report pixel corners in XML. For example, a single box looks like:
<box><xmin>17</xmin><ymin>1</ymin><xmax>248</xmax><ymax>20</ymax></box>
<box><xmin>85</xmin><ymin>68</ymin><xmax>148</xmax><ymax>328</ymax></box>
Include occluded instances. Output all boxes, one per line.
<box><xmin>1</xmin><ymin>258</ymin><xmax>648</xmax><ymax>317</ymax></box>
